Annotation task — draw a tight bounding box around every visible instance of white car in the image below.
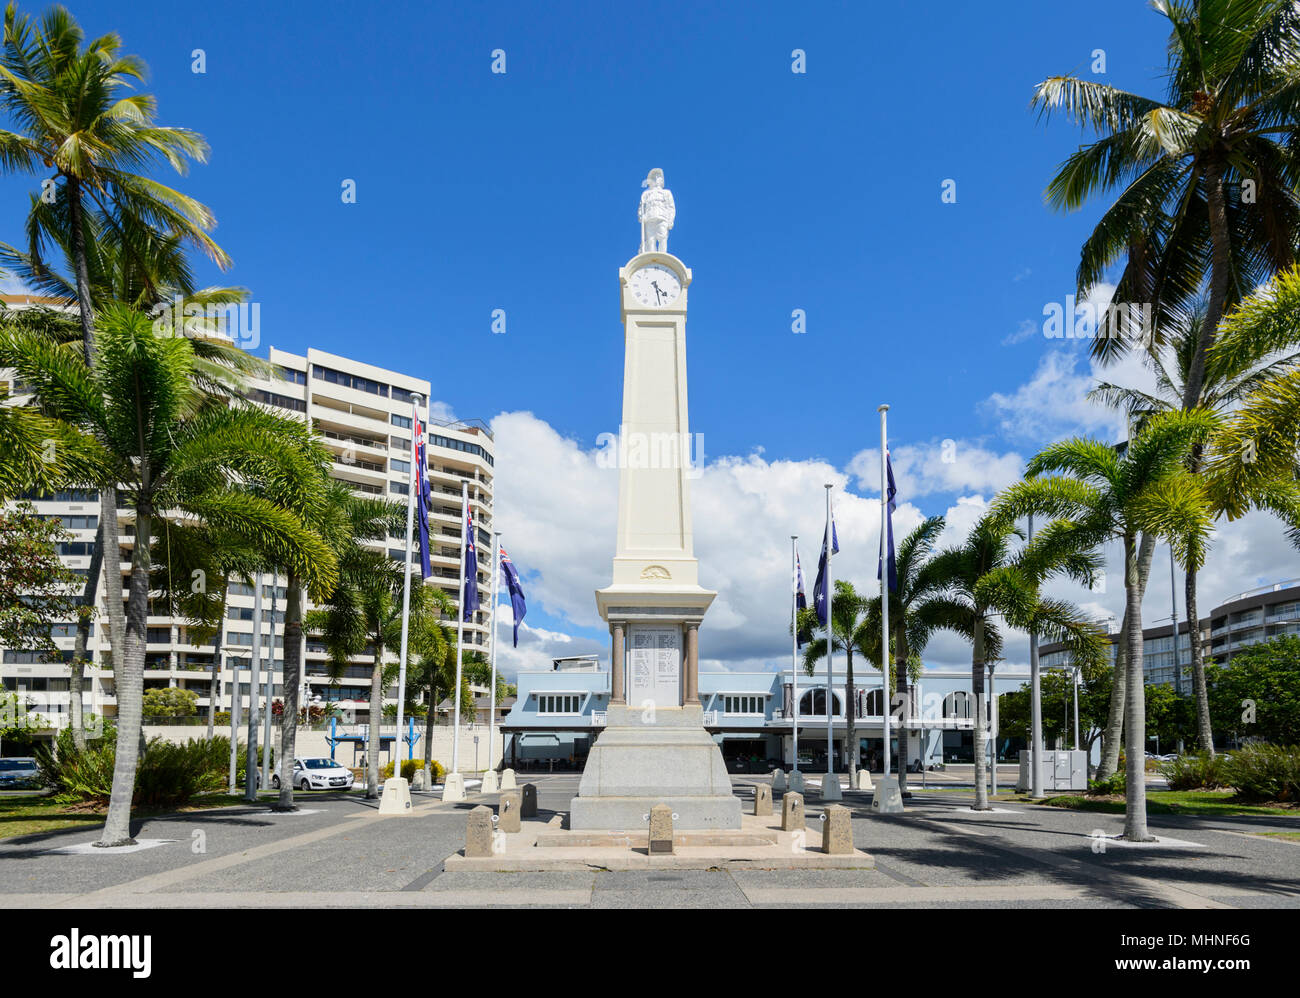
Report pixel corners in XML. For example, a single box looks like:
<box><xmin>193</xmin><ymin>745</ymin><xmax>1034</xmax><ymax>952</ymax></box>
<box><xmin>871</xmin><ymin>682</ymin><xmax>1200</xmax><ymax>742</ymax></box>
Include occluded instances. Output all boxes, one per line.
<box><xmin>271</xmin><ymin>757</ymin><xmax>355</xmax><ymax>792</ymax></box>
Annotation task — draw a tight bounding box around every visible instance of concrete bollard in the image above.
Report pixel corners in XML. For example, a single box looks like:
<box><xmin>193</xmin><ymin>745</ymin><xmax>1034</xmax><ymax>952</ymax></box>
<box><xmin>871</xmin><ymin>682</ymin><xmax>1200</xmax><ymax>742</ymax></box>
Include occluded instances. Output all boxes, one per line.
<box><xmin>497</xmin><ymin>789</ymin><xmax>521</xmax><ymax>833</ymax></box>
<box><xmin>781</xmin><ymin>791</ymin><xmax>805</xmax><ymax>831</ymax></box>
<box><xmin>480</xmin><ymin>770</ymin><xmax>499</xmax><ymax>794</ymax></box>
<box><xmin>788</xmin><ymin>770</ymin><xmax>805</xmax><ymax>793</ymax></box>
<box><xmin>821</xmin><ymin>773</ymin><xmax>843</xmax><ymax>801</ymax></box>
<box><xmin>500</xmin><ymin>768</ymin><xmax>518</xmax><ymax>790</ymax></box>
<box><xmin>772</xmin><ymin>768</ymin><xmax>787</xmax><ymax>791</ymax></box>
<box><xmin>521</xmin><ymin>783</ymin><xmax>538</xmax><ymax>818</ymax></box>
<box><xmin>754</xmin><ymin>782</ymin><xmax>773</xmax><ymax>816</ymax></box>
<box><xmin>378</xmin><ymin>776</ymin><xmax>412</xmax><ymax>815</ymax></box>
<box><xmin>442</xmin><ymin>771</ymin><xmax>466</xmax><ymax>802</ymax></box>
<box><xmin>855</xmin><ymin>769</ymin><xmax>874</xmax><ymax>791</ymax></box>
<box><xmin>410</xmin><ymin>768</ymin><xmax>429</xmax><ymax>792</ymax></box>
<box><xmin>466</xmin><ymin>805</ymin><xmax>494</xmax><ymax>858</ymax></box>
<box><xmin>822</xmin><ymin>804</ymin><xmax>852</xmax><ymax>855</ymax></box>
<box><xmin>648</xmin><ymin>803</ymin><xmax>674</xmax><ymax>854</ymax></box>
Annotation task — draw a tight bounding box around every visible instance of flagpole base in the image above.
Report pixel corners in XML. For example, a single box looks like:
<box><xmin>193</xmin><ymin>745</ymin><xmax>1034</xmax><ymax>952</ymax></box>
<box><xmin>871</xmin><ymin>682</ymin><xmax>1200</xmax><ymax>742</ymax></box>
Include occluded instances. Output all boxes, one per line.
<box><xmin>871</xmin><ymin>775</ymin><xmax>905</xmax><ymax>813</ymax></box>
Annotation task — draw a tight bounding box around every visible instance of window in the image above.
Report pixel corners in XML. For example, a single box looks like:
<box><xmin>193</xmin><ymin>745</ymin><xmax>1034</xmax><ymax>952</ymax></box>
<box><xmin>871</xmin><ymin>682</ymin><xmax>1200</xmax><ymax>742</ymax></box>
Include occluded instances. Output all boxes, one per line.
<box><xmin>41</xmin><ymin>514</ymin><xmax>98</xmax><ymax>530</ymax></box>
<box><xmin>429</xmin><ymin>433</ymin><xmax>494</xmax><ymax>467</ymax></box>
<box><xmin>280</xmin><ymin>366</ymin><xmax>307</xmax><ymax>385</ymax></box>
<box><xmin>391</xmin><ymin>414</ymin><xmax>412</xmax><ymax>430</ymax></box>
<box><xmin>311</xmin><ymin>364</ymin><xmax>388</xmax><ymax>397</ymax></box>
<box><xmin>392</xmin><ymin>387</ymin><xmax>418</xmax><ymax>405</ymax></box>
<box><xmin>247</xmin><ymin>389</ymin><xmax>306</xmax><ymax>413</ymax></box>
<box><xmin>724</xmin><ymin>695</ymin><xmax>763</xmax><ymax>715</ymax></box>
<box><xmin>537</xmin><ymin>694</ymin><xmax>581</xmax><ymax>714</ymax></box>
<box><xmin>798</xmin><ymin>688</ymin><xmax>840</xmax><ymax>717</ymax></box>
<box><xmin>391</xmin><ymin>458</ymin><xmax>410</xmax><ymax>474</ymax></box>
<box><xmin>390</xmin><ymin>481</ymin><xmax>409</xmax><ymax>496</ymax></box>
<box><xmin>57</xmin><ymin>542</ymin><xmax>95</xmax><ymax>556</ymax></box>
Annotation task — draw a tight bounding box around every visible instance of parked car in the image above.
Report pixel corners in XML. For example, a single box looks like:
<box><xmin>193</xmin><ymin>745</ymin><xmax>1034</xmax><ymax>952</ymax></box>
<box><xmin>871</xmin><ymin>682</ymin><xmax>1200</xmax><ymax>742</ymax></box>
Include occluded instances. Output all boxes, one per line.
<box><xmin>270</xmin><ymin>757</ymin><xmax>355</xmax><ymax>792</ymax></box>
<box><xmin>0</xmin><ymin>757</ymin><xmax>42</xmax><ymax>789</ymax></box>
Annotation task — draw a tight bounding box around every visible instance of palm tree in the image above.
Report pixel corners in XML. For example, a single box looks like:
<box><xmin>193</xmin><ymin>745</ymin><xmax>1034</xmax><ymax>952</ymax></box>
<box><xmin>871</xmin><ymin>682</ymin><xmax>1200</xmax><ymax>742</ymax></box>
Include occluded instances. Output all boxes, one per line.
<box><xmin>0</xmin><ymin>3</ymin><xmax>231</xmax><ymax>730</ymax></box>
<box><xmin>308</xmin><ymin>499</ymin><xmax>445</xmax><ymax>800</ymax></box>
<box><xmin>798</xmin><ymin>580</ymin><xmax>874</xmax><ymax>785</ymax></box>
<box><xmin>993</xmin><ymin>410</ymin><xmax>1218</xmax><ymax>839</ymax></box>
<box><xmin>1031</xmin><ymin>0</ymin><xmax>1300</xmax><ymax>404</ymax></box>
<box><xmin>922</xmin><ymin>514</ymin><xmax>1106</xmax><ymax>810</ymax></box>
<box><xmin>1089</xmin><ymin>307</ymin><xmax>1300</xmax><ymax>754</ymax></box>
<box><xmin>862</xmin><ymin>515</ymin><xmax>948</xmax><ymax>793</ymax></box>
<box><xmin>0</xmin><ymin>303</ymin><xmax>336</xmax><ymax>845</ymax></box>
<box><xmin>411</xmin><ymin>641</ymin><xmax>476</xmax><ymax>785</ymax></box>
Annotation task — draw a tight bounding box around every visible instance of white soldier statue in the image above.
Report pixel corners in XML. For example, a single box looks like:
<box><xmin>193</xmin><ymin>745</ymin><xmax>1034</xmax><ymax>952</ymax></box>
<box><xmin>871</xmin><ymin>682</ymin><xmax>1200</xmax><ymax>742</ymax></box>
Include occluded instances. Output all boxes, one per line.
<box><xmin>638</xmin><ymin>168</ymin><xmax>675</xmax><ymax>254</ymax></box>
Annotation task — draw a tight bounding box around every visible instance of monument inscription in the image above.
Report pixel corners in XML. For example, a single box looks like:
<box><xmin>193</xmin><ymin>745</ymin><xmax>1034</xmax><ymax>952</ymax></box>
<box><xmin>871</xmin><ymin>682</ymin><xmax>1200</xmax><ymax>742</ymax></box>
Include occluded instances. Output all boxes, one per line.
<box><xmin>628</xmin><ymin>625</ymin><xmax>681</xmax><ymax>708</ymax></box>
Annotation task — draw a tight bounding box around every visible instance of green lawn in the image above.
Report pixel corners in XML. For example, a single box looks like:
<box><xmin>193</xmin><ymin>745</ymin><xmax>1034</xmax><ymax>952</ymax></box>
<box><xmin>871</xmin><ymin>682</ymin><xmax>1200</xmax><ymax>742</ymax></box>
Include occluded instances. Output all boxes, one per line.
<box><xmin>1249</xmin><ymin>830</ymin><xmax>1300</xmax><ymax>842</ymax></box>
<box><xmin>1029</xmin><ymin>790</ymin><xmax>1300</xmax><ymax>818</ymax></box>
<box><xmin>0</xmin><ymin>790</ymin><xmax>285</xmax><ymax>842</ymax></box>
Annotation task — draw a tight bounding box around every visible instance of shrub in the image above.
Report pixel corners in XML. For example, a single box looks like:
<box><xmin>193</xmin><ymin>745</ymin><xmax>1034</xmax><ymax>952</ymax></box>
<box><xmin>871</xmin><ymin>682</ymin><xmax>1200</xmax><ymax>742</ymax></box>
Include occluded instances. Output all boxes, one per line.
<box><xmin>381</xmin><ymin>758</ymin><xmax>445</xmax><ymax>782</ymax></box>
<box><xmin>134</xmin><ymin>738</ymin><xmax>227</xmax><ymax>807</ymax></box>
<box><xmin>1087</xmin><ymin>770</ymin><xmax>1125</xmax><ymax>795</ymax></box>
<box><xmin>142</xmin><ymin>687</ymin><xmax>199</xmax><ymax>717</ymax></box>
<box><xmin>1159</xmin><ymin>751</ymin><xmax>1229</xmax><ymax>791</ymax></box>
<box><xmin>1224</xmin><ymin>743</ymin><xmax>1300</xmax><ymax>803</ymax></box>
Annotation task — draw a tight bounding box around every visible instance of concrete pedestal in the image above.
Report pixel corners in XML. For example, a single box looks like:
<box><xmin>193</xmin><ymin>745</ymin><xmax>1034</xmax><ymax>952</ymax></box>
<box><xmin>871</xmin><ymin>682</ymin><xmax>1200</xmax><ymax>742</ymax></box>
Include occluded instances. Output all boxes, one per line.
<box><xmin>821</xmin><ymin>773</ymin><xmax>842</xmax><ymax>801</ymax></box>
<box><xmin>872</xmin><ymin>775</ymin><xmax>905</xmax><ymax>813</ymax></box>
<box><xmin>569</xmin><ymin>704</ymin><xmax>741</xmax><ymax>831</ymax></box>
<box><xmin>442</xmin><ymin>772</ymin><xmax>466</xmax><ymax>802</ymax></box>
<box><xmin>377</xmin><ymin>776</ymin><xmax>412</xmax><ymax>814</ymax></box>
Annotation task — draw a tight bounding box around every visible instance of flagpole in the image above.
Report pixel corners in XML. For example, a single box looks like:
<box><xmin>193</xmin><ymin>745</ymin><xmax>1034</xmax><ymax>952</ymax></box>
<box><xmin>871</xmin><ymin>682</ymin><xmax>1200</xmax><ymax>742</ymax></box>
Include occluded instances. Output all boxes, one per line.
<box><xmin>488</xmin><ymin>530</ymin><xmax>501</xmax><ymax>777</ymax></box>
<box><xmin>790</xmin><ymin>535</ymin><xmax>799</xmax><ymax>773</ymax></box>
<box><xmin>879</xmin><ymin>404</ymin><xmax>892</xmax><ymax>785</ymax></box>
<box><xmin>394</xmin><ymin>395</ymin><xmax>422</xmax><ymax>778</ymax></box>
<box><xmin>452</xmin><ymin>479</ymin><xmax>468</xmax><ymax>775</ymax></box>
<box><xmin>824</xmin><ymin>483</ymin><xmax>834</xmax><ymax>779</ymax></box>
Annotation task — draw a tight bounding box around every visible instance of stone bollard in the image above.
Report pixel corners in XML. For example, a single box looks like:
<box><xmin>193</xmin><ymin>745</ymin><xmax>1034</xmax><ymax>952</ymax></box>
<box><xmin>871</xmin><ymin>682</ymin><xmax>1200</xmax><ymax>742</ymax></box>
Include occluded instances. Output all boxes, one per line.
<box><xmin>754</xmin><ymin>782</ymin><xmax>773</xmax><ymax>816</ymax></box>
<box><xmin>781</xmin><ymin>791</ymin><xmax>805</xmax><ymax>831</ymax></box>
<box><xmin>772</xmin><ymin>768</ymin><xmax>787</xmax><ymax>791</ymax></box>
<box><xmin>442</xmin><ymin>771</ymin><xmax>466</xmax><ymax>802</ymax></box>
<box><xmin>497</xmin><ymin>789</ymin><xmax>521</xmax><ymax>833</ymax></box>
<box><xmin>855</xmin><ymin>769</ymin><xmax>874</xmax><ymax>791</ymax></box>
<box><xmin>378</xmin><ymin>775</ymin><xmax>412</xmax><ymax>815</ymax></box>
<box><xmin>521</xmin><ymin>783</ymin><xmax>538</xmax><ymax>818</ymax></box>
<box><xmin>822</xmin><ymin>773</ymin><xmax>843</xmax><ymax>801</ymax></box>
<box><xmin>410</xmin><ymin>768</ymin><xmax>428</xmax><ymax>792</ymax></box>
<box><xmin>822</xmin><ymin>803</ymin><xmax>852</xmax><ymax>855</ymax></box>
<box><xmin>648</xmin><ymin>803</ymin><xmax>674</xmax><ymax>854</ymax></box>
<box><xmin>466</xmin><ymin>805</ymin><xmax>494</xmax><ymax>858</ymax></box>
<box><xmin>500</xmin><ymin>768</ymin><xmax>518</xmax><ymax>790</ymax></box>
<box><xmin>480</xmin><ymin>770</ymin><xmax>500</xmax><ymax>794</ymax></box>
<box><xmin>788</xmin><ymin>770</ymin><xmax>805</xmax><ymax>793</ymax></box>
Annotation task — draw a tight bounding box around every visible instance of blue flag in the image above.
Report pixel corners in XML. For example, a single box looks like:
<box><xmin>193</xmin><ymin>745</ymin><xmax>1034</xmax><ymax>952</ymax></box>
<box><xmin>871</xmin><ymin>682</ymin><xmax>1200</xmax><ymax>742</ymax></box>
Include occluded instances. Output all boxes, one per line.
<box><xmin>462</xmin><ymin>507</ymin><xmax>480</xmax><ymax>622</ymax></box>
<box><xmin>812</xmin><ymin>508</ymin><xmax>839</xmax><ymax>627</ymax></box>
<box><xmin>877</xmin><ymin>451</ymin><xmax>897</xmax><ymax>593</ymax></box>
<box><xmin>413</xmin><ymin>404</ymin><xmax>432</xmax><ymax>579</ymax></box>
<box><xmin>499</xmin><ymin>545</ymin><xmax>527</xmax><ymax>647</ymax></box>
<box><xmin>795</xmin><ymin>549</ymin><xmax>808</xmax><ymax>648</ymax></box>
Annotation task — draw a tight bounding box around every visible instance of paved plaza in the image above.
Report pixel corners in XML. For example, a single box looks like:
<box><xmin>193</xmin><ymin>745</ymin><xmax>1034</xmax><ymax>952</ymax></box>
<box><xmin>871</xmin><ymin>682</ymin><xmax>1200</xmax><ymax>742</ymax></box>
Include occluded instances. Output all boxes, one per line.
<box><xmin>2</xmin><ymin>775</ymin><xmax>1297</xmax><ymax>909</ymax></box>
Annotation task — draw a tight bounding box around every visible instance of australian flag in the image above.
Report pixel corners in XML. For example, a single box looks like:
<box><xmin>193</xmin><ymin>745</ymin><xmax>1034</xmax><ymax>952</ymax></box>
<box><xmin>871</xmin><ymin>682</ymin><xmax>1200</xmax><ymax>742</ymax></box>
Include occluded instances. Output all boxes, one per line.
<box><xmin>462</xmin><ymin>507</ymin><xmax>480</xmax><ymax>622</ymax></box>
<box><xmin>413</xmin><ymin>404</ymin><xmax>432</xmax><ymax>579</ymax></box>
<box><xmin>812</xmin><ymin>507</ymin><xmax>839</xmax><ymax>627</ymax></box>
<box><xmin>877</xmin><ymin>451</ymin><xmax>898</xmax><ymax>593</ymax></box>
<box><xmin>499</xmin><ymin>546</ymin><xmax>527</xmax><ymax>647</ymax></box>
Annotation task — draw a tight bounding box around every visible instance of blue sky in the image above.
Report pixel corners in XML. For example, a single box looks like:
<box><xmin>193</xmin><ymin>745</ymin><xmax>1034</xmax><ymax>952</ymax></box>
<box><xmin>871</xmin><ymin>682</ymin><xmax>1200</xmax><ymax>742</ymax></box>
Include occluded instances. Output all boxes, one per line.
<box><xmin>6</xmin><ymin>1</ymin><xmax>1295</xmax><ymax>673</ymax></box>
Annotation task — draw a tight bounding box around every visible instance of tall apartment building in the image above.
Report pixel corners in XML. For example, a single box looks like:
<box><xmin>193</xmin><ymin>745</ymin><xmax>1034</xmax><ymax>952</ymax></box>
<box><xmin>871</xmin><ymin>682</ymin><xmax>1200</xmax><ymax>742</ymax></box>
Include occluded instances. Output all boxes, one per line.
<box><xmin>2</xmin><ymin>312</ymin><xmax>495</xmax><ymax>731</ymax></box>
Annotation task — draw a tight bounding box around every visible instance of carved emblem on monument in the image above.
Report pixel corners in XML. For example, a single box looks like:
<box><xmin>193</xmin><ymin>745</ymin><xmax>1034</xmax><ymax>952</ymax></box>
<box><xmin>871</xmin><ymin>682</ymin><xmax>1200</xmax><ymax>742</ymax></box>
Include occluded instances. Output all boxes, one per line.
<box><xmin>640</xmin><ymin>565</ymin><xmax>671</xmax><ymax>580</ymax></box>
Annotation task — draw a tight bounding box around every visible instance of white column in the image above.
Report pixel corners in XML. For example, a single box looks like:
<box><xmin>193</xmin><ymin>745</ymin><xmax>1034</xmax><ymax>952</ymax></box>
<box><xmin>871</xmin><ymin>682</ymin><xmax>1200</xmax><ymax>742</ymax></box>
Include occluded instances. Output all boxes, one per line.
<box><xmin>394</xmin><ymin>395</ymin><xmax>423</xmax><ymax>774</ymax></box>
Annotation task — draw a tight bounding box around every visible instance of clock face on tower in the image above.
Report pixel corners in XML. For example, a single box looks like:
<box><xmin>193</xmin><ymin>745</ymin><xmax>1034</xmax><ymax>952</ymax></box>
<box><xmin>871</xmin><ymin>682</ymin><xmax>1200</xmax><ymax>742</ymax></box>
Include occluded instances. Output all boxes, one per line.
<box><xmin>628</xmin><ymin>264</ymin><xmax>682</xmax><ymax>308</ymax></box>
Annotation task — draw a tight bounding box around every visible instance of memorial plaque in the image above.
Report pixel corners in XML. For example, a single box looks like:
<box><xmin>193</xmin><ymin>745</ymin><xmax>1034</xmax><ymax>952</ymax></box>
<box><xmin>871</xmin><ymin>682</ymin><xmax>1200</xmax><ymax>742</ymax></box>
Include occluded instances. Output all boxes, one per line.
<box><xmin>628</xmin><ymin>625</ymin><xmax>681</xmax><ymax>708</ymax></box>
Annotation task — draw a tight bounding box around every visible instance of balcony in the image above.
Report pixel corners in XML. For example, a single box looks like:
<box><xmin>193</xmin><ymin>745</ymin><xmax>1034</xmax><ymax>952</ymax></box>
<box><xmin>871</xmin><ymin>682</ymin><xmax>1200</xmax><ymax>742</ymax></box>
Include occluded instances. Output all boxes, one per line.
<box><xmin>590</xmin><ymin>710</ymin><xmax>606</xmax><ymax>727</ymax></box>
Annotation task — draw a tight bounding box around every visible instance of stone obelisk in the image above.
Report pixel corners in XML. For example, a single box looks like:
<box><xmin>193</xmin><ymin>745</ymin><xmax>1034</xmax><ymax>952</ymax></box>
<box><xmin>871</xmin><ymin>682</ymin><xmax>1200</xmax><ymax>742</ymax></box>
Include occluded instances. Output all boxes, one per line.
<box><xmin>569</xmin><ymin>169</ymin><xmax>741</xmax><ymax>831</ymax></box>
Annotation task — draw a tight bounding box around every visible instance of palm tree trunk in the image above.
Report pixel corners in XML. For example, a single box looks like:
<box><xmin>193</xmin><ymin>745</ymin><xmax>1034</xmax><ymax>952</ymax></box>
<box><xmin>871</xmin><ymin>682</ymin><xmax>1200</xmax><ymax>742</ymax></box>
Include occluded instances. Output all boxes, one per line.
<box><xmin>1122</xmin><ymin>532</ymin><xmax>1153</xmax><ymax>840</ymax></box>
<box><xmin>98</xmin><ymin>505</ymin><xmax>151</xmax><ymax>847</ymax></box>
<box><xmin>844</xmin><ymin>646</ymin><xmax>856</xmax><ymax>786</ymax></box>
<box><xmin>972</xmin><ymin>612</ymin><xmax>989</xmax><ymax>811</ymax></box>
<box><xmin>64</xmin><ymin>175</ymin><xmax>126</xmax><ymax>669</ymax></box>
<box><xmin>895</xmin><ymin>621</ymin><xmax>909</xmax><ymax>794</ymax></box>
<box><xmin>1185</xmin><ymin>567</ymin><xmax>1215</xmax><ymax>754</ymax></box>
<box><xmin>366</xmin><ymin>641</ymin><xmax>384</xmax><ymax>799</ymax></box>
<box><xmin>68</xmin><ymin>520</ymin><xmax>105</xmax><ymax>752</ymax></box>
<box><xmin>275</xmin><ymin>574</ymin><xmax>302</xmax><ymax>811</ymax></box>
<box><xmin>1183</xmin><ymin>159</ymin><xmax>1231</xmax><ymax>410</ymax></box>
<box><xmin>1098</xmin><ymin>532</ymin><xmax>1157</xmax><ymax>778</ymax></box>
<box><xmin>207</xmin><ymin>575</ymin><xmax>228</xmax><ymax>741</ymax></box>
<box><xmin>423</xmin><ymin>684</ymin><xmax>436</xmax><ymax>787</ymax></box>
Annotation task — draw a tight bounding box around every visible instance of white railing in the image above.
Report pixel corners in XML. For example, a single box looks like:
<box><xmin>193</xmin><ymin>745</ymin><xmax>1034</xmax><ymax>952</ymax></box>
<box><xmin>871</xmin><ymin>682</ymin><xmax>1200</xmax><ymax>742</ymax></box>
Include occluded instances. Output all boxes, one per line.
<box><xmin>590</xmin><ymin>711</ymin><xmax>606</xmax><ymax>727</ymax></box>
<box><xmin>702</xmin><ymin>710</ymin><xmax>719</xmax><ymax>725</ymax></box>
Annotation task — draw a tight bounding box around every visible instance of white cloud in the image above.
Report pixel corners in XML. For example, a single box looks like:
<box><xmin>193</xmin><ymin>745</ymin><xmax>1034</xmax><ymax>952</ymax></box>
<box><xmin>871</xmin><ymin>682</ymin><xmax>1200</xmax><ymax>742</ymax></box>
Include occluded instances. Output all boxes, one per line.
<box><xmin>848</xmin><ymin>441</ymin><xmax>1025</xmax><ymax>499</ymax></box>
